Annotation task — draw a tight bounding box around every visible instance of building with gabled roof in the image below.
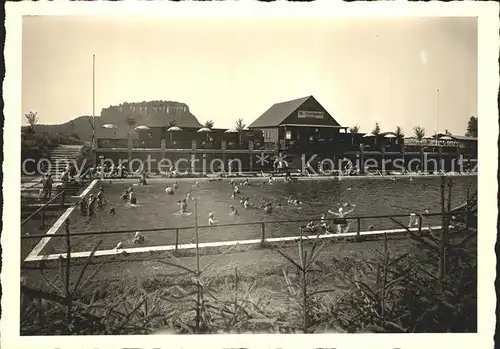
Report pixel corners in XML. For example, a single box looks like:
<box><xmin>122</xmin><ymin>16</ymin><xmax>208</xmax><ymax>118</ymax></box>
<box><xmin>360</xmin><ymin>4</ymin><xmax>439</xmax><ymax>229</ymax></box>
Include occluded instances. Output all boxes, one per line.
<box><xmin>248</xmin><ymin>95</ymin><xmax>348</xmax><ymax>153</ymax></box>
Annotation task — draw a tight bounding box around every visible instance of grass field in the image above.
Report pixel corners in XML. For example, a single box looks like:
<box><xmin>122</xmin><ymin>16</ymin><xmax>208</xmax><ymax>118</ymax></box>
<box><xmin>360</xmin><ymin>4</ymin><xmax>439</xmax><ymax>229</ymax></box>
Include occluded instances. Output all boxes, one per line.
<box><xmin>33</xmin><ymin>175</ymin><xmax>477</xmax><ymax>256</ymax></box>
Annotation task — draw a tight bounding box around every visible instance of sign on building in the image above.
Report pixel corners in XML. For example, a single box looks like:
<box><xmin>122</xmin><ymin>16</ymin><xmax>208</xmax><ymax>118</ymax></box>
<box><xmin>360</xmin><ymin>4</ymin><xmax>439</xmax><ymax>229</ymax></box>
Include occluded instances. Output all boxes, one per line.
<box><xmin>404</xmin><ymin>138</ymin><xmax>461</xmax><ymax>148</ymax></box>
<box><xmin>298</xmin><ymin>110</ymin><xmax>324</xmax><ymax>119</ymax></box>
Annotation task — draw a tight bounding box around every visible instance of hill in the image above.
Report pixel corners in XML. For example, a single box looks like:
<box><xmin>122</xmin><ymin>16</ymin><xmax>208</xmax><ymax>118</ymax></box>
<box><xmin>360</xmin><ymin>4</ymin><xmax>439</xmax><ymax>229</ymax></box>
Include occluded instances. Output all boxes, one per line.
<box><xmin>22</xmin><ymin>115</ymin><xmax>94</xmax><ymax>142</ymax></box>
<box><xmin>22</xmin><ymin>100</ymin><xmax>203</xmax><ymax>141</ymax></box>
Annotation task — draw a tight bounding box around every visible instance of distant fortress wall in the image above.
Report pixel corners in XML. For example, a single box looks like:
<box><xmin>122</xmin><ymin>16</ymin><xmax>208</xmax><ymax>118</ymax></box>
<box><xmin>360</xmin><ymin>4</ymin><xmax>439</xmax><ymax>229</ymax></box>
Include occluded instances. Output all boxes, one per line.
<box><xmin>100</xmin><ymin>101</ymin><xmax>190</xmax><ymax>119</ymax></box>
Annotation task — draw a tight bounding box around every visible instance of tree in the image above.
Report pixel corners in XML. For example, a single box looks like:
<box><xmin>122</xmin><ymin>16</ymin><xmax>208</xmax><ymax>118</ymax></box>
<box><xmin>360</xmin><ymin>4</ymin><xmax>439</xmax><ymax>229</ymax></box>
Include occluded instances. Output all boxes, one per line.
<box><xmin>371</xmin><ymin>122</ymin><xmax>381</xmax><ymax>136</ymax></box>
<box><xmin>395</xmin><ymin>126</ymin><xmax>404</xmax><ymax>138</ymax></box>
<box><xmin>413</xmin><ymin>126</ymin><xmax>426</xmax><ymax>141</ymax></box>
<box><xmin>204</xmin><ymin>120</ymin><xmax>214</xmax><ymax>129</ymax></box>
<box><xmin>235</xmin><ymin>118</ymin><xmax>246</xmax><ymax>132</ymax></box>
<box><xmin>235</xmin><ymin>118</ymin><xmax>246</xmax><ymax>149</ymax></box>
<box><xmin>349</xmin><ymin>124</ymin><xmax>360</xmax><ymax>133</ymax></box>
<box><xmin>24</xmin><ymin>111</ymin><xmax>38</xmax><ymax>133</ymax></box>
<box><xmin>465</xmin><ymin>116</ymin><xmax>477</xmax><ymax>138</ymax></box>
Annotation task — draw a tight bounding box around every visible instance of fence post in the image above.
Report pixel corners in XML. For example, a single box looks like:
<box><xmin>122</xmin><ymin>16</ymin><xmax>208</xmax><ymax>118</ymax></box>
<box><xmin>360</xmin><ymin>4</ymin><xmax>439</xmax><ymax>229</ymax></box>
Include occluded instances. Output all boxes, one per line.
<box><xmin>60</xmin><ymin>189</ymin><xmax>66</xmax><ymax>209</ymax></box>
<box><xmin>418</xmin><ymin>213</ymin><xmax>423</xmax><ymax>237</ymax></box>
<box><xmin>260</xmin><ymin>222</ymin><xmax>266</xmax><ymax>247</ymax></box>
<box><xmin>438</xmin><ymin>176</ymin><xmax>446</xmax><ymax>280</ymax></box>
<box><xmin>356</xmin><ymin>217</ymin><xmax>361</xmax><ymax>242</ymax></box>
<box><xmin>175</xmin><ymin>229</ymin><xmax>179</xmax><ymax>252</ymax></box>
<box><xmin>465</xmin><ymin>187</ymin><xmax>470</xmax><ymax>231</ymax></box>
<box><xmin>40</xmin><ymin>206</ymin><xmax>45</xmax><ymax>229</ymax></box>
<box><xmin>37</xmin><ymin>260</ymin><xmax>46</xmax><ymax>325</ymax></box>
<box><xmin>64</xmin><ymin>219</ymin><xmax>72</xmax><ymax>322</ymax></box>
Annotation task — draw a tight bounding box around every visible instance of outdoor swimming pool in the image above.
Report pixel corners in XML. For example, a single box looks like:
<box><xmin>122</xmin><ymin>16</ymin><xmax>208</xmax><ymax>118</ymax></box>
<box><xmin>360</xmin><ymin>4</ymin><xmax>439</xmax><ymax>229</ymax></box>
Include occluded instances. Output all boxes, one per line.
<box><xmin>37</xmin><ymin>175</ymin><xmax>477</xmax><ymax>255</ymax></box>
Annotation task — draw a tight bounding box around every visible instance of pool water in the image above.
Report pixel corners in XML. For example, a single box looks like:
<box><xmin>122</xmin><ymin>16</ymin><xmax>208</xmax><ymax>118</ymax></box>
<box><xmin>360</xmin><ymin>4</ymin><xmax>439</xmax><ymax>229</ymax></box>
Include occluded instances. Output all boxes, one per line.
<box><xmin>41</xmin><ymin>176</ymin><xmax>477</xmax><ymax>254</ymax></box>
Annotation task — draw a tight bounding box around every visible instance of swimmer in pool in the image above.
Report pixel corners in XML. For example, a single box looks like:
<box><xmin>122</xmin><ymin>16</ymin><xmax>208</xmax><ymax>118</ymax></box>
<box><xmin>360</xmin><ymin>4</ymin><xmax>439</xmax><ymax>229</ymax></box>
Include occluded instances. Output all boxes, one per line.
<box><xmin>305</xmin><ymin>221</ymin><xmax>318</xmax><ymax>232</ymax></box>
<box><xmin>408</xmin><ymin>213</ymin><xmax>419</xmax><ymax>227</ymax></box>
<box><xmin>121</xmin><ymin>188</ymin><xmax>130</xmax><ymax>200</ymax></box>
<box><xmin>96</xmin><ymin>187</ymin><xmax>106</xmax><ymax>209</ymax></box>
<box><xmin>231</xmin><ymin>184</ymin><xmax>240</xmax><ymax>200</ymax></box>
<box><xmin>208</xmin><ymin>212</ymin><xmax>218</xmax><ymax>226</ymax></box>
<box><xmin>139</xmin><ymin>172</ymin><xmax>147</xmax><ymax>186</ymax></box>
<box><xmin>173</xmin><ymin>182</ymin><xmax>179</xmax><ymax>190</ymax></box>
<box><xmin>328</xmin><ymin>205</ymin><xmax>356</xmax><ymax>233</ymax></box>
<box><xmin>80</xmin><ymin>199</ymin><xmax>88</xmax><ymax>216</ymax></box>
<box><xmin>268</xmin><ymin>176</ymin><xmax>275</xmax><ymax>184</ymax></box>
<box><xmin>177</xmin><ymin>199</ymin><xmax>188</xmax><ymax>214</ymax></box>
<box><xmin>242</xmin><ymin>178</ymin><xmax>250</xmax><ymax>187</ymax></box>
<box><xmin>243</xmin><ymin>198</ymin><xmax>251</xmax><ymax>209</ymax></box>
<box><xmin>129</xmin><ymin>188</ymin><xmax>137</xmax><ymax>205</ymax></box>
<box><xmin>229</xmin><ymin>205</ymin><xmax>238</xmax><ymax>215</ymax></box>
<box><xmin>165</xmin><ymin>186</ymin><xmax>174</xmax><ymax>195</ymax></box>
<box><xmin>320</xmin><ymin>214</ymin><xmax>331</xmax><ymax>232</ymax></box>
<box><xmin>264</xmin><ymin>203</ymin><xmax>273</xmax><ymax>214</ymax></box>
<box><xmin>186</xmin><ymin>192</ymin><xmax>192</xmax><ymax>201</ymax></box>
<box><xmin>132</xmin><ymin>231</ymin><xmax>145</xmax><ymax>244</ymax></box>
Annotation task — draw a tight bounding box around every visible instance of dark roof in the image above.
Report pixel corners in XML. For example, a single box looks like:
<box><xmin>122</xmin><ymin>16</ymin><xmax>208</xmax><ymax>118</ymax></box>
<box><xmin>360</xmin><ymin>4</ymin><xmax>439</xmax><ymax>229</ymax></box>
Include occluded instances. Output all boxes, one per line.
<box><xmin>248</xmin><ymin>96</ymin><xmax>311</xmax><ymax>128</ymax></box>
<box><xmin>433</xmin><ymin>133</ymin><xmax>477</xmax><ymax>142</ymax></box>
<box><xmin>450</xmin><ymin>135</ymin><xmax>477</xmax><ymax>141</ymax></box>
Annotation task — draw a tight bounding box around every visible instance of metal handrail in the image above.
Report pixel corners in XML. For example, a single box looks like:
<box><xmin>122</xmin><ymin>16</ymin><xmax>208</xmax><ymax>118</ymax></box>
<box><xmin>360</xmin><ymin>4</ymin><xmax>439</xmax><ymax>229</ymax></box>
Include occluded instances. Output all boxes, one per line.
<box><xmin>21</xmin><ymin>190</ymin><xmax>66</xmax><ymax>227</ymax></box>
<box><xmin>22</xmin><ymin>180</ymin><xmax>43</xmax><ymax>190</ymax></box>
<box><xmin>20</xmin><ymin>211</ymin><xmax>451</xmax><ymax>240</ymax></box>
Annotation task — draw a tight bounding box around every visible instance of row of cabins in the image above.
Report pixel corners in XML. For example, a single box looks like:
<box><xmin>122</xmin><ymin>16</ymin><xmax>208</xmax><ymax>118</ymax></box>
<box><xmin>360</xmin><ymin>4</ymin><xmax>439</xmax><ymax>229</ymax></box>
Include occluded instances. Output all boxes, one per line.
<box><xmin>94</xmin><ymin>96</ymin><xmax>477</xmax><ymax>173</ymax></box>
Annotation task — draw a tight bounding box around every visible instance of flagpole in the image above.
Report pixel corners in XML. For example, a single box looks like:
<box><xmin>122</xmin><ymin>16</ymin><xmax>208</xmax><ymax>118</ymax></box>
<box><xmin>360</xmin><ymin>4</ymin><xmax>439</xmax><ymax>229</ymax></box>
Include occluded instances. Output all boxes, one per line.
<box><xmin>436</xmin><ymin>88</ymin><xmax>440</xmax><ymax>144</ymax></box>
<box><xmin>92</xmin><ymin>54</ymin><xmax>96</xmax><ymax>147</ymax></box>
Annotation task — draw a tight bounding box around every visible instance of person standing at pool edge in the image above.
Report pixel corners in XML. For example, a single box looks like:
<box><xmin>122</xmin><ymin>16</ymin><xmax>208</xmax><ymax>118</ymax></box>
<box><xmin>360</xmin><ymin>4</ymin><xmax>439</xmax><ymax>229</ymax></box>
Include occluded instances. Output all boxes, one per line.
<box><xmin>88</xmin><ymin>194</ymin><xmax>96</xmax><ymax>218</ymax></box>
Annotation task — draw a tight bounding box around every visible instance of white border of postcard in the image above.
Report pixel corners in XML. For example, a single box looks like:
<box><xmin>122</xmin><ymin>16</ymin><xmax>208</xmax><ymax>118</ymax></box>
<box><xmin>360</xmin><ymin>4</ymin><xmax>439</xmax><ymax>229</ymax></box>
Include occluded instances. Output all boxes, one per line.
<box><xmin>3</xmin><ymin>1</ymin><xmax>499</xmax><ymax>349</ymax></box>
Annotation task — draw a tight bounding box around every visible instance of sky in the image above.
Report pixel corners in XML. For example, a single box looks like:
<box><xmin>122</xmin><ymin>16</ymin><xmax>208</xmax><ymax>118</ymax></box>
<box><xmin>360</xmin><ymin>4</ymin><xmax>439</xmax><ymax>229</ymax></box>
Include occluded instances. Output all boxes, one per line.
<box><xmin>22</xmin><ymin>16</ymin><xmax>477</xmax><ymax>135</ymax></box>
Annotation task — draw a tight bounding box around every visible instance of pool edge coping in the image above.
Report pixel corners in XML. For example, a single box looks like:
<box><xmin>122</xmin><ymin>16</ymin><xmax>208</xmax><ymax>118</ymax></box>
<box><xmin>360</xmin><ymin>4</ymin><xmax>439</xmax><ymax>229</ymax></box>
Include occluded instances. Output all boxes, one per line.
<box><xmin>24</xmin><ymin>179</ymin><xmax>100</xmax><ymax>262</ymax></box>
<box><xmin>24</xmin><ymin>225</ymin><xmax>446</xmax><ymax>262</ymax></box>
